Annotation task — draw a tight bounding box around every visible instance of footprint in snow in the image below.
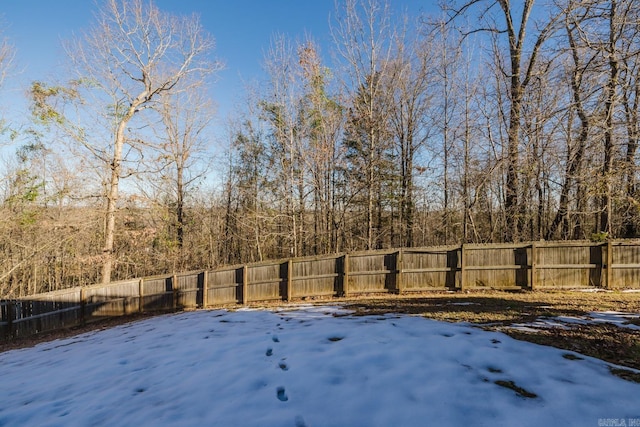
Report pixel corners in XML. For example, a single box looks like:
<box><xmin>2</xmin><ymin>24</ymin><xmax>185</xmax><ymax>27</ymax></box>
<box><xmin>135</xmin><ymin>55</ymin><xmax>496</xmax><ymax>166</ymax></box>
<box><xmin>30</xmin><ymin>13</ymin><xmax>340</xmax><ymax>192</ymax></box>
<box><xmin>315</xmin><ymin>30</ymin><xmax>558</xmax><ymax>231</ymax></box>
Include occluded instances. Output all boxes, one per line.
<box><xmin>277</xmin><ymin>386</ymin><xmax>288</xmax><ymax>402</ymax></box>
<box><xmin>266</xmin><ymin>348</ymin><xmax>273</xmax><ymax>357</ymax></box>
<box><xmin>272</xmin><ymin>335</ymin><xmax>280</xmax><ymax>343</ymax></box>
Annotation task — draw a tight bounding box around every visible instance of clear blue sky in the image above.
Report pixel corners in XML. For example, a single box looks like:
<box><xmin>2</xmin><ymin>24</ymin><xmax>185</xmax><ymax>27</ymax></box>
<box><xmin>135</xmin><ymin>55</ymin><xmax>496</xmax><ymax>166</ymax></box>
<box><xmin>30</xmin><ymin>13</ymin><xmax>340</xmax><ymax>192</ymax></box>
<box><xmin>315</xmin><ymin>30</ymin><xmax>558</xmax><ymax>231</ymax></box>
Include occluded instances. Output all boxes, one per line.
<box><xmin>0</xmin><ymin>0</ymin><xmax>436</xmax><ymax>141</ymax></box>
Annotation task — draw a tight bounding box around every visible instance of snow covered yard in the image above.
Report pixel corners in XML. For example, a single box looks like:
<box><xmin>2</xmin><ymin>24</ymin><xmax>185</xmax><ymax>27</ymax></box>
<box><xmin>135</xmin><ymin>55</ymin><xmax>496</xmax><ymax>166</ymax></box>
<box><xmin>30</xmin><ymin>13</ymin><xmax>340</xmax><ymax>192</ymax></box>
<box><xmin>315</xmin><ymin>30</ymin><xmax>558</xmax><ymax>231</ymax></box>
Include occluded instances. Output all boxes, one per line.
<box><xmin>1</xmin><ymin>306</ymin><xmax>639</xmax><ymax>427</ymax></box>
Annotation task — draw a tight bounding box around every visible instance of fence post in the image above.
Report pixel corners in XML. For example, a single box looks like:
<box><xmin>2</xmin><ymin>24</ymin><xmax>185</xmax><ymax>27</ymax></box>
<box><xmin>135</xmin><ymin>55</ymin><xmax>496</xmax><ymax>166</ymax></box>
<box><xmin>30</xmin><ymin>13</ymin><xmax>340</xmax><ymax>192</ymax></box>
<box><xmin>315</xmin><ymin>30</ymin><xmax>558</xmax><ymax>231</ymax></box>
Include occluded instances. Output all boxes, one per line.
<box><xmin>396</xmin><ymin>249</ymin><xmax>404</xmax><ymax>294</ymax></box>
<box><xmin>343</xmin><ymin>254</ymin><xmax>350</xmax><ymax>297</ymax></box>
<box><xmin>172</xmin><ymin>274</ymin><xmax>178</xmax><ymax>310</ymax></box>
<box><xmin>242</xmin><ymin>265</ymin><xmax>249</xmax><ymax>305</ymax></box>
<box><xmin>286</xmin><ymin>260</ymin><xmax>293</xmax><ymax>302</ymax></box>
<box><xmin>6</xmin><ymin>301</ymin><xmax>15</xmax><ymax>340</ymax></box>
<box><xmin>606</xmin><ymin>240</ymin><xmax>614</xmax><ymax>289</ymax></box>
<box><xmin>138</xmin><ymin>279</ymin><xmax>145</xmax><ymax>313</ymax></box>
<box><xmin>80</xmin><ymin>287</ymin><xmax>86</xmax><ymax>325</ymax></box>
<box><xmin>460</xmin><ymin>244</ymin><xmax>467</xmax><ymax>291</ymax></box>
<box><xmin>202</xmin><ymin>271</ymin><xmax>209</xmax><ymax>309</ymax></box>
<box><xmin>530</xmin><ymin>242</ymin><xmax>537</xmax><ymax>290</ymax></box>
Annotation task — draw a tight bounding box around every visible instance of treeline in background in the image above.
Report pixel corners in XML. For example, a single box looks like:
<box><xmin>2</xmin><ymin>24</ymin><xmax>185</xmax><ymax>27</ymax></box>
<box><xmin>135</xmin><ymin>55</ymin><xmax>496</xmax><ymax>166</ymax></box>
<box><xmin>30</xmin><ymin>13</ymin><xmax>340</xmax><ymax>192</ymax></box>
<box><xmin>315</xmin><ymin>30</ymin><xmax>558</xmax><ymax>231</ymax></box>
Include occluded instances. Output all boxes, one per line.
<box><xmin>1</xmin><ymin>0</ymin><xmax>640</xmax><ymax>297</ymax></box>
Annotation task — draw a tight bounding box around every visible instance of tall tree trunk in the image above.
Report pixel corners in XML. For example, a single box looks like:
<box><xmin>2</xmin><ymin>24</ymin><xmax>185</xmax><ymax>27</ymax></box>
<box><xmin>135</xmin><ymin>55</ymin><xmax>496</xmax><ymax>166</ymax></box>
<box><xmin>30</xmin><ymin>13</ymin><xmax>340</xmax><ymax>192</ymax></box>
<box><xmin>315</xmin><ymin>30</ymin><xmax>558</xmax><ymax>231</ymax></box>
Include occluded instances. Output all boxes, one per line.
<box><xmin>176</xmin><ymin>162</ymin><xmax>184</xmax><ymax>249</ymax></box>
<box><xmin>101</xmin><ymin>105</ymin><xmax>136</xmax><ymax>283</ymax></box>
<box><xmin>548</xmin><ymin>22</ymin><xmax>590</xmax><ymax>239</ymax></box>
<box><xmin>622</xmin><ymin>57</ymin><xmax>639</xmax><ymax>237</ymax></box>
<box><xmin>600</xmin><ymin>1</ymin><xmax>619</xmax><ymax>236</ymax></box>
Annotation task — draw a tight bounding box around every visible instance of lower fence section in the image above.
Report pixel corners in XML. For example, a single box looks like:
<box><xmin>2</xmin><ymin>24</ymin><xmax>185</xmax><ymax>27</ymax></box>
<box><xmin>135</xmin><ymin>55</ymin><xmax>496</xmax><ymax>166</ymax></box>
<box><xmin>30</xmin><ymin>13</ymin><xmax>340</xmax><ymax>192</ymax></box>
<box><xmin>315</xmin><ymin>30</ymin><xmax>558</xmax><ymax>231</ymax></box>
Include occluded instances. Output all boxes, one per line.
<box><xmin>2</xmin><ymin>240</ymin><xmax>639</xmax><ymax>340</ymax></box>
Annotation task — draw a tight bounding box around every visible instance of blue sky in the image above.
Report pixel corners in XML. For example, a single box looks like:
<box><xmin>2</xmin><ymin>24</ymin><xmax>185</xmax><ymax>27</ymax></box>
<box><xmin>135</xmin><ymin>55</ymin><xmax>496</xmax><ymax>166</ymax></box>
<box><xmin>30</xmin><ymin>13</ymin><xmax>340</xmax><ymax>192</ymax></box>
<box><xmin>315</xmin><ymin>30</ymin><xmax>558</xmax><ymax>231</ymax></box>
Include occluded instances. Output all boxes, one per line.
<box><xmin>0</xmin><ymin>0</ymin><xmax>437</xmax><ymax>148</ymax></box>
<box><xmin>2</xmin><ymin>1</ymin><xmax>436</xmax><ymax>104</ymax></box>
<box><xmin>1</xmin><ymin>1</ymin><xmax>332</xmax><ymax>118</ymax></box>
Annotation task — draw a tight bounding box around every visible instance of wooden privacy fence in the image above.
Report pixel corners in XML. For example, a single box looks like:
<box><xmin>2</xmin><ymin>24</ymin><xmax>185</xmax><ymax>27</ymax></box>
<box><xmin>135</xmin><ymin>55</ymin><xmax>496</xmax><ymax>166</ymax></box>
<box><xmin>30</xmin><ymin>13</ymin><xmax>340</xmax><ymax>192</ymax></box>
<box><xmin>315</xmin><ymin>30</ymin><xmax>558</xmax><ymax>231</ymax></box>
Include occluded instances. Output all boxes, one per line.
<box><xmin>2</xmin><ymin>240</ymin><xmax>640</xmax><ymax>340</ymax></box>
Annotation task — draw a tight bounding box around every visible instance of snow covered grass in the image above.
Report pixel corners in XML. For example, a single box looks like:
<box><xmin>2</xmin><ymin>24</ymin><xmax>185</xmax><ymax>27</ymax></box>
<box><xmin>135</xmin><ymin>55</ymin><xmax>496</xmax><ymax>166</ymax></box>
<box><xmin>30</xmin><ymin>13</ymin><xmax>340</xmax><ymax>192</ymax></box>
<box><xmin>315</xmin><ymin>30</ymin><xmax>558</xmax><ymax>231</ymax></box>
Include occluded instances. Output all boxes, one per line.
<box><xmin>1</xmin><ymin>305</ymin><xmax>640</xmax><ymax>426</ymax></box>
<box><xmin>345</xmin><ymin>291</ymin><xmax>640</xmax><ymax>372</ymax></box>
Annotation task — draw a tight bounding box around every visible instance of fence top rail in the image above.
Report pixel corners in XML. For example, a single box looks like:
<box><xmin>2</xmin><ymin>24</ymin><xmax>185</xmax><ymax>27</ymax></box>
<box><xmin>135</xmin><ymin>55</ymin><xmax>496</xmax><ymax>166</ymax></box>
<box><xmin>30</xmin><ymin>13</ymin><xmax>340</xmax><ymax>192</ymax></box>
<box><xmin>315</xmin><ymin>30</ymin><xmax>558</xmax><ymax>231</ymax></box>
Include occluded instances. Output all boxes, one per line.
<box><xmin>610</xmin><ymin>239</ymin><xmax>640</xmax><ymax>246</ymax></box>
<box><xmin>213</xmin><ymin>257</ymin><xmax>290</xmax><ymax>271</ymax></box>
<box><xmin>83</xmin><ymin>278</ymin><xmax>139</xmax><ymax>291</ymax></box>
<box><xmin>535</xmin><ymin>240</ymin><xmax>605</xmax><ymax>248</ymax></box>
<box><xmin>403</xmin><ymin>246</ymin><xmax>460</xmax><ymax>254</ymax></box>
<box><xmin>209</xmin><ymin>253</ymin><xmax>347</xmax><ymax>272</ymax></box>
<box><xmin>291</xmin><ymin>253</ymin><xmax>345</xmax><ymax>264</ymax></box>
<box><xmin>348</xmin><ymin>248</ymin><xmax>398</xmax><ymax>258</ymax></box>
<box><xmin>141</xmin><ymin>270</ymin><xmax>197</xmax><ymax>282</ymax></box>
<box><xmin>18</xmin><ymin>287</ymin><xmax>82</xmax><ymax>301</ymax></box>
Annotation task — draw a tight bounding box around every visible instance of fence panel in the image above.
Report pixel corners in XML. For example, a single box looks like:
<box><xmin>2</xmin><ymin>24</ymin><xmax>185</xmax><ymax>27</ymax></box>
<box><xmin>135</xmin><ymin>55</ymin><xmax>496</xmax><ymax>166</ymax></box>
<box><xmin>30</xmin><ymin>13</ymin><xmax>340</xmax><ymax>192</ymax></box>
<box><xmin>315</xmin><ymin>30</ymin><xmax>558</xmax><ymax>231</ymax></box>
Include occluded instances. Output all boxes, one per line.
<box><xmin>175</xmin><ymin>272</ymin><xmax>202</xmax><ymax>309</ymax></box>
<box><xmin>348</xmin><ymin>251</ymin><xmax>397</xmax><ymax>294</ymax></box>
<box><xmin>463</xmin><ymin>244</ymin><xmax>530</xmax><ymax>290</ymax></box>
<box><xmin>610</xmin><ymin>242</ymin><xmax>640</xmax><ymax>289</ymax></box>
<box><xmin>4</xmin><ymin>288</ymin><xmax>83</xmax><ymax>337</ymax></box>
<box><xmin>208</xmin><ymin>268</ymin><xmax>242</xmax><ymax>305</ymax></box>
<box><xmin>247</xmin><ymin>262</ymin><xmax>285</xmax><ymax>302</ymax></box>
<box><xmin>83</xmin><ymin>280</ymin><xmax>140</xmax><ymax>318</ymax></box>
<box><xmin>138</xmin><ymin>276</ymin><xmax>173</xmax><ymax>311</ymax></box>
<box><xmin>0</xmin><ymin>301</ymin><xmax>11</xmax><ymax>337</ymax></box>
<box><xmin>535</xmin><ymin>243</ymin><xmax>601</xmax><ymax>289</ymax></box>
<box><xmin>291</xmin><ymin>255</ymin><xmax>340</xmax><ymax>298</ymax></box>
<box><xmin>402</xmin><ymin>247</ymin><xmax>457</xmax><ymax>290</ymax></box>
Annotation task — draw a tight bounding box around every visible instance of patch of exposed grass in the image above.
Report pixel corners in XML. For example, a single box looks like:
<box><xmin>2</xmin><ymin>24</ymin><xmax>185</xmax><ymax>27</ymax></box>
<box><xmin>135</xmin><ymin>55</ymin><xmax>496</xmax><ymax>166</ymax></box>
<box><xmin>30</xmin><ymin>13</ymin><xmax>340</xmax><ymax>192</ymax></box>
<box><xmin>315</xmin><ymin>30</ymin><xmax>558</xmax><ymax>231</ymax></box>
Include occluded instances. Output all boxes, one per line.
<box><xmin>609</xmin><ymin>367</ymin><xmax>640</xmax><ymax>383</ymax></box>
<box><xmin>343</xmin><ymin>290</ymin><xmax>640</xmax><ymax>325</ymax></box>
<box><xmin>494</xmin><ymin>380</ymin><xmax>538</xmax><ymax>398</ymax></box>
<box><xmin>626</xmin><ymin>318</ymin><xmax>640</xmax><ymax>327</ymax></box>
<box><xmin>562</xmin><ymin>353</ymin><xmax>584</xmax><ymax>361</ymax></box>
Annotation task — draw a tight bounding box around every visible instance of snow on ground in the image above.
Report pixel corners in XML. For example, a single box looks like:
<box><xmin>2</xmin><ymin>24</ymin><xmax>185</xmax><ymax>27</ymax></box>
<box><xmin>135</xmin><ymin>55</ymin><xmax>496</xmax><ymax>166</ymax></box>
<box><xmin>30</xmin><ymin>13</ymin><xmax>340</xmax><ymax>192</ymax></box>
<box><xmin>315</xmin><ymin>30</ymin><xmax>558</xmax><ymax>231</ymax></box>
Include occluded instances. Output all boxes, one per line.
<box><xmin>1</xmin><ymin>306</ymin><xmax>639</xmax><ymax>427</ymax></box>
<box><xmin>508</xmin><ymin>310</ymin><xmax>640</xmax><ymax>332</ymax></box>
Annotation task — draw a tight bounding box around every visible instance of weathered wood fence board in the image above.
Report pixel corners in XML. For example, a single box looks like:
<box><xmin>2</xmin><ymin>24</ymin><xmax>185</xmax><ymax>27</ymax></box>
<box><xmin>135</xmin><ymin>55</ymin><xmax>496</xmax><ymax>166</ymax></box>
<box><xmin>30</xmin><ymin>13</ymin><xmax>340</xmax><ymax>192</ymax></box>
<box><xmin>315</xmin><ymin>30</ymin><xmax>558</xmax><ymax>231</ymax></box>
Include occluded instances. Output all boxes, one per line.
<box><xmin>208</xmin><ymin>267</ymin><xmax>242</xmax><ymax>305</ymax></box>
<box><xmin>610</xmin><ymin>241</ymin><xmax>640</xmax><ymax>289</ymax></box>
<box><xmin>534</xmin><ymin>242</ymin><xmax>603</xmax><ymax>289</ymax></box>
<box><xmin>247</xmin><ymin>262</ymin><xmax>285</xmax><ymax>302</ymax></box>
<box><xmin>1</xmin><ymin>288</ymin><xmax>82</xmax><ymax>338</ymax></box>
<box><xmin>291</xmin><ymin>255</ymin><xmax>341</xmax><ymax>298</ymax></box>
<box><xmin>401</xmin><ymin>247</ymin><xmax>457</xmax><ymax>291</ymax></box>
<box><xmin>84</xmin><ymin>280</ymin><xmax>140</xmax><ymax>318</ymax></box>
<box><xmin>348</xmin><ymin>251</ymin><xmax>397</xmax><ymax>294</ymax></box>
<box><xmin>3</xmin><ymin>240</ymin><xmax>640</xmax><ymax>340</ymax></box>
<box><xmin>462</xmin><ymin>244</ymin><xmax>530</xmax><ymax>290</ymax></box>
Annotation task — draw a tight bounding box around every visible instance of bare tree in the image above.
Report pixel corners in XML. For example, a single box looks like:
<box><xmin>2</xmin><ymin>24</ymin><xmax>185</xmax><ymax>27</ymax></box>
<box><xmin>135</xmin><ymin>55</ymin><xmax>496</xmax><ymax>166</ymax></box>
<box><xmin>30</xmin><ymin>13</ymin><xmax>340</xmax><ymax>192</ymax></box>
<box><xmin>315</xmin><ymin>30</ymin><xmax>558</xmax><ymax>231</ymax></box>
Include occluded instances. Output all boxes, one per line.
<box><xmin>620</xmin><ymin>22</ymin><xmax>640</xmax><ymax>236</ymax></box>
<box><xmin>0</xmin><ymin>25</ymin><xmax>14</xmax><ymax>90</ymax></box>
<box><xmin>547</xmin><ymin>3</ymin><xmax>598</xmax><ymax>239</ymax></box>
<box><xmin>0</xmin><ymin>23</ymin><xmax>15</xmax><ymax>145</ymax></box>
<box><xmin>153</xmin><ymin>83</ymin><xmax>216</xmax><ymax>255</ymax></box>
<box><xmin>298</xmin><ymin>40</ymin><xmax>345</xmax><ymax>254</ymax></box>
<box><xmin>384</xmin><ymin>23</ymin><xmax>433</xmax><ymax>247</ymax></box>
<box><xmin>446</xmin><ymin>0</ymin><xmax>560</xmax><ymax>242</ymax></box>
<box><xmin>31</xmin><ymin>0</ymin><xmax>219</xmax><ymax>283</ymax></box>
<box><xmin>333</xmin><ymin>0</ymin><xmax>395</xmax><ymax>250</ymax></box>
<box><xmin>260</xmin><ymin>34</ymin><xmax>306</xmax><ymax>257</ymax></box>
